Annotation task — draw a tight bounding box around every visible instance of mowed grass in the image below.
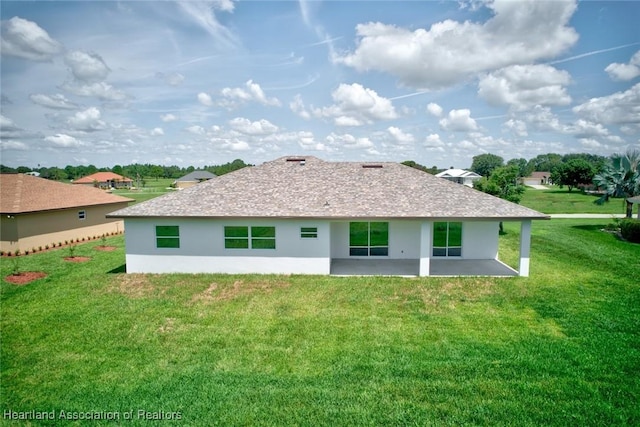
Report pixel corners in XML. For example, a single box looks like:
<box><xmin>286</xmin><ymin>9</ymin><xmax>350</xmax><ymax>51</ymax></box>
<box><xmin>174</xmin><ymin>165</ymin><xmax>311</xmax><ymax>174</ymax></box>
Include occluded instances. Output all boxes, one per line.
<box><xmin>112</xmin><ymin>178</ymin><xmax>175</xmax><ymax>204</ymax></box>
<box><xmin>1</xmin><ymin>221</ymin><xmax>639</xmax><ymax>426</ymax></box>
<box><xmin>520</xmin><ymin>187</ymin><xmax>627</xmax><ymax>215</ymax></box>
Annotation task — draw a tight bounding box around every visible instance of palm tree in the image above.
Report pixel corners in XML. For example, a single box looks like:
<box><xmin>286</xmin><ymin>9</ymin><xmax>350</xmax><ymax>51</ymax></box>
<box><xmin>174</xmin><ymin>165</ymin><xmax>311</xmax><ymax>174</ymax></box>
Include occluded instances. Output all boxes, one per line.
<box><xmin>594</xmin><ymin>149</ymin><xmax>640</xmax><ymax>218</ymax></box>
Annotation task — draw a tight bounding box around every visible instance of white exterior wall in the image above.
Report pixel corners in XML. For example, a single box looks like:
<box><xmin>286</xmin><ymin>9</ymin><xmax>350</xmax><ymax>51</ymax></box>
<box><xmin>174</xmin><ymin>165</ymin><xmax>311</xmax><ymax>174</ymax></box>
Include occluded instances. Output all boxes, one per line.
<box><xmin>123</xmin><ymin>218</ymin><xmax>501</xmax><ymax>274</ymax></box>
<box><xmin>124</xmin><ymin>218</ymin><xmax>330</xmax><ymax>274</ymax></box>
<box><xmin>461</xmin><ymin>221</ymin><xmax>500</xmax><ymax>259</ymax></box>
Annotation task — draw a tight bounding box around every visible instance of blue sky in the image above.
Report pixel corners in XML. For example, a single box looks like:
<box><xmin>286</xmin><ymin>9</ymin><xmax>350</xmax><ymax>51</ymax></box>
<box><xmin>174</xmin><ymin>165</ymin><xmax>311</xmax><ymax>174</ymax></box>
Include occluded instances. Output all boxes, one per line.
<box><xmin>1</xmin><ymin>0</ymin><xmax>639</xmax><ymax>169</ymax></box>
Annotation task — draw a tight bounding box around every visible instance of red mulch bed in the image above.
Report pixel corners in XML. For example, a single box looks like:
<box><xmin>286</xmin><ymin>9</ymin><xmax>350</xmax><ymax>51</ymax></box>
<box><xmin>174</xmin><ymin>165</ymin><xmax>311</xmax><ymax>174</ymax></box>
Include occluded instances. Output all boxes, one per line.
<box><xmin>5</xmin><ymin>272</ymin><xmax>47</xmax><ymax>285</ymax></box>
<box><xmin>64</xmin><ymin>256</ymin><xmax>92</xmax><ymax>263</ymax></box>
<box><xmin>94</xmin><ymin>246</ymin><xmax>117</xmax><ymax>252</ymax></box>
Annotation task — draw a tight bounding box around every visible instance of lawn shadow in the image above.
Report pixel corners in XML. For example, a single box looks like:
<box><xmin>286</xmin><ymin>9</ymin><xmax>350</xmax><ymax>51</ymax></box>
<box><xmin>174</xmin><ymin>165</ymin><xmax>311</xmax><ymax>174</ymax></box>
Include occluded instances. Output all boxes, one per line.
<box><xmin>108</xmin><ymin>264</ymin><xmax>126</xmax><ymax>274</ymax></box>
<box><xmin>572</xmin><ymin>224</ymin><xmax>604</xmax><ymax>232</ymax></box>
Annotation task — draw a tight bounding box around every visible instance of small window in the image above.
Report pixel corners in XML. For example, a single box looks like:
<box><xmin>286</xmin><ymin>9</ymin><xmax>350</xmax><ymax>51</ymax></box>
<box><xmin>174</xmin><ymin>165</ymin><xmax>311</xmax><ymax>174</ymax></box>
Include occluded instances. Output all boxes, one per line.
<box><xmin>78</xmin><ymin>210</ymin><xmax>86</xmax><ymax>220</ymax></box>
<box><xmin>156</xmin><ymin>225</ymin><xmax>180</xmax><ymax>248</ymax></box>
<box><xmin>301</xmin><ymin>227</ymin><xmax>318</xmax><ymax>239</ymax></box>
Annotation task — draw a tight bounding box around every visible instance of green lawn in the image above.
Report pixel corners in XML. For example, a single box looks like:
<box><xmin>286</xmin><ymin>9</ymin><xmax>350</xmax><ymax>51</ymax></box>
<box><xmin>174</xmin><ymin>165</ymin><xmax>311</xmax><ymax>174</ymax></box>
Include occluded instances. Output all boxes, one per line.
<box><xmin>1</xmin><ymin>220</ymin><xmax>639</xmax><ymax>426</ymax></box>
<box><xmin>520</xmin><ymin>187</ymin><xmax>628</xmax><ymax>215</ymax></box>
<box><xmin>112</xmin><ymin>177</ymin><xmax>175</xmax><ymax>204</ymax></box>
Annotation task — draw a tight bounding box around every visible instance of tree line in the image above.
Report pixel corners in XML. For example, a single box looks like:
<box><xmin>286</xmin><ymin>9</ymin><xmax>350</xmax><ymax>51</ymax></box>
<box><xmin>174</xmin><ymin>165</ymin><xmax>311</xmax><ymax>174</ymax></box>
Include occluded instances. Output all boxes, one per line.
<box><xmin>0</xmin><ymin>159</ymin><xmax>251</xmax><ymax>181</ymax></box>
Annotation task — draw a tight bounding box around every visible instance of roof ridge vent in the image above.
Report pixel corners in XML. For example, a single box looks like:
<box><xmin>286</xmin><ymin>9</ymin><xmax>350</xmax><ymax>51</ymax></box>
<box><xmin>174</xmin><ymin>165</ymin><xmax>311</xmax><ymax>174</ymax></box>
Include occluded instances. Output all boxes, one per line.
<box><xmin>362</xmin><ymin>164</ymin><xmax>383</xmax><ymax>169</ymax></box>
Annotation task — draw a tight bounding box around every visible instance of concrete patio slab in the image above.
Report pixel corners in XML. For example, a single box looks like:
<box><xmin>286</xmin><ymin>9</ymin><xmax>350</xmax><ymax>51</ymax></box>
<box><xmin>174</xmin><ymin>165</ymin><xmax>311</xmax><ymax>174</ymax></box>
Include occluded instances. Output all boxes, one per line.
<box><xmin>330</xmin><ymin>259</ymin><xmax>518</xmax><ymax>277</ymax></box>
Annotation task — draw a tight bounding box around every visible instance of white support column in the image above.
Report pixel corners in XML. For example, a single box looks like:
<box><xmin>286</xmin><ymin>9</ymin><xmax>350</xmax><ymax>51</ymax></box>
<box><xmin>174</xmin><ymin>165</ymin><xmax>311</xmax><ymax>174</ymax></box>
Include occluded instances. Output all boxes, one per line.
<box><xmin>419</xmin><ymin>222</ymin><xmax>431</xmax><ymax>276</ymax></box>
<box><xmin>519</xmin><ymin>220</ymin><xmax>532</xmax><ymax>277</ymax></box>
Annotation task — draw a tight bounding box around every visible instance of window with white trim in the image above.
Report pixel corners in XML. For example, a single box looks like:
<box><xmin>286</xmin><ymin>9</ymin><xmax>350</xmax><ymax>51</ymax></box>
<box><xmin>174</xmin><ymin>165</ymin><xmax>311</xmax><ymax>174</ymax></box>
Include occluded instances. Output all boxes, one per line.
<box><xmin>78</xmin><ymin>210</ymin><xmax>86</xmax><ymax>220</ymax></box>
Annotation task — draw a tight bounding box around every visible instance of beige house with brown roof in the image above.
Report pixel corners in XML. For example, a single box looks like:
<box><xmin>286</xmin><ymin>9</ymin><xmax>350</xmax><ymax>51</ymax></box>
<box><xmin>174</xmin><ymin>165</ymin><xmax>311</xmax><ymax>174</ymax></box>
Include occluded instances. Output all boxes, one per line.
<box><xmin>1</xmin><ymin>174</ymin><xmax>133</xmax><ymax>252</ymax></box>
<box><xmin>108</xmin><ymin>156</ymin><xmax>549</xmax><ymax>277</ymax></box>
<box><xmin>73</xmin><ymin>172</ymin><xmax>133</xmax><ymax>189</ymax></box>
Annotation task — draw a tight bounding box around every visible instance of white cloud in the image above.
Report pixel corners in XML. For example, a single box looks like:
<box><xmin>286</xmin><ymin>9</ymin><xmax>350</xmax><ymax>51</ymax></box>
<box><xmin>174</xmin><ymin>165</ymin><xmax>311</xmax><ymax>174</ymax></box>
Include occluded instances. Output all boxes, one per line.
<box><xmin>0</xmin><ymin>140</ymin><xmax>29</xmax><ymax>151</ymax></box>
<box><xmin>298</xmin><ymin>133</ymin><xmax>330</xmax><ymax>151</ymax></box>
<box><xmin>335</xmin><ymin>0</ymin><xmax>578</xmax><ymax>89</ymax></box>
<box><xmin>290</xmin><ymin>94</ymin><xmax>311</xmax><ymax>119</ymax></box>
<box><xmin>151</xmin><ymin>127</ymin><xmax>164</xmax><ymax>136</ymax></box>
<box><xmin>0</xmin><ymin>114</ymin><xmax>20</xmax><ymax>131</ymax></box>
<box><xmin>44</xmin><ymin>133</ymin><xmax>83</xmax><ymax>147</ymax></box>
<box><xmin>522</xmin><ymin>106</ymin><xmax>563</xmax><ymax>132</ymax></box>
<box><xmin>220</xmin><ymin>80</ymin><xmax>281</xmax><ymax>108</ymax></box>
<box><xmin>478</xmin><ymin>64</ymin><xmax>571</xmax><ymax>110</ymax></box>
<box><xmin>503</xmin><ymin>119</ymin><xmax>528</xmax><ymax>137</ymax></box>
<box><xmin>186</xmin><ymin>125</ymin><xmax>206</xmax><ymax>135</ymax></box>
<box><xmin>226</xmin><ymin>139</ymin><xmax>250</xmax><ymax>151</ymax></box>
<box><xmin>156</xmin><ymin>72</ymin><xmax>185</xmax><ymax>86</ymax></box>
<box><xmin>424</xmin><ymin>133</ymin><xmax>445</xmax><ymax>149</ymax></box>
<box><xmin>61</xmin><ymin>81</ymin><xmax>127</xmax><ymax>101</ymax></box>
<box><xmin>29</xmin><ymin>93</ymin><xmax>78</xmax><ymax>110</ymax></box>
<box><xmin>1</xmin><ymin>16</ymin><xmax>62</xmax><ymax>61</ymax></box>
<box><xmin>197</xmin><ymin>92</ymin><xmax>213</xmax><ymax>106</ymax></box>
<box><xmin>573</xmin><ymin>83</ymin><xmax>640</xmax><ymax>125</ymax></box>
<box><xmin>427</xmin><ymin>102</ymin><xmax>443</xmax><ymax>117</ymax></box>
<box><xmin>439</xmin><ymin>109</ymin><xmax>478</xmax><ymax>132</ymax></box>
<box><xmin>326</xmin><ymin>132</ymin><xmax>374</xmax><ymax>149</ymax></box>
<box><xmin>176</xmin><ymin>0</ymin><xmax>238</xmax><ymax>48</ymax></box>
<box><xmin>161</xmin><ymin>114</ymin><xmax>177</xmax><ymax>122</ymax></box>
<box><xmin>66</xmin><ymin>107</ymin><xmax>106</xmax><ymax>132</ymax></box>
<box><xmin>64</xmin><ymin>50</ymin><xmax>111</xmax><ymax>83</ymax></box>
<box><xmin>568</xmin><ymin>119</ymin><xmax>609</xmax><ymax>138</ymax></box>
<box><xmin>314</xmin><ymin>83</ymin><xmax>397</xmax><ymax>126</ymax></box>
<box><xmin>605</xmin><ymin>50</ymin><xmax>640</xmax><ymax>82</ymax></box>
<box><xmin>228</xmin><ymin>117</ymin><xmax>278</xmax><ymax>135</ymax></box>
<box><xmin>387</xmin><ymin>126</ymin><xmax>415</xmax><ymax>144</ymax></box>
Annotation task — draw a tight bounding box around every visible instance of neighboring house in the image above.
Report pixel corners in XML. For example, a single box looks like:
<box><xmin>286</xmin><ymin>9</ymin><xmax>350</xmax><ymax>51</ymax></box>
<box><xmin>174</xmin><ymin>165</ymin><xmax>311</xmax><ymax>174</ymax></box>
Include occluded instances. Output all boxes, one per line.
<box><xmin>1</xmin><ymin>174</ymin><xmax>133</xmax><ymax>252</ymax></box>
<box><xmin>108</xmin><ymin>156</ymin><xmax>548</xmax><ymax>277</ymax></box>
<box><xmin>173</xmin><ymin>170</ymin><xmax>216</xmax><ymax>189</ymax></box>
<box><xmin>435</xmin><ymin>168</ymin><xmax>482</xmax><ymax>187</ymax></box>
<box><xmin>73</xmin><ymin>172</ymin><xmax>133</xmax><ymax>189</ymax></box>
<box><xmin>521</xmin><ymin>172</ymin><xmax>551</xmax><ymax>186</ymax></box>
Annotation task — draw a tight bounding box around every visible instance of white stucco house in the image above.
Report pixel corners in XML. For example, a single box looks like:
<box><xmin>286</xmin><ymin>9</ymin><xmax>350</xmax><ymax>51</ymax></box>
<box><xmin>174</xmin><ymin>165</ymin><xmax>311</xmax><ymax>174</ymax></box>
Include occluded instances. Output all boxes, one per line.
<box><xmin>108</xmin><ymin>156</ymin><xmax>548</xmax><ymax>277</ymax></box>
<box><xmin>435</xmin><ymin>168</ymin><xmax>482</xmax><ymax>187</ymax></box>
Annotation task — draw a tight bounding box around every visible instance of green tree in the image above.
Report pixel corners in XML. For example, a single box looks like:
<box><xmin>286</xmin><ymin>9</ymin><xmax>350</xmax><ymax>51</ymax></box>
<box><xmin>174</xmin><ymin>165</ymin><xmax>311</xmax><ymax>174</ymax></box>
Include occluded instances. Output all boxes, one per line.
<box><xmin>506</xmin><ymin>158</ymin><xmax>532</xmax><ymax>178</ymax></box>
<box><xmin>527</xmin><ymin>153</ymin><xmax>563</xmax><ymax>172</ymax></box>
<box><xmin>594</xmin><ymin>149</ymin><xmax>640</xmax><ymax>218</ymax></box>
<box><xmin>551</xmin><ymin>159</ymin><xmax>595</xmax><ymax>192</ymax></box>
<box><xmin>470</xmin><ymin>153</ymin><xmax>504</xmax><ymax>177</ymax></box>
<box><xmin>473</xmin><ymin>165</ymin><xmax>525</xmax><ymax>233</ymax></box>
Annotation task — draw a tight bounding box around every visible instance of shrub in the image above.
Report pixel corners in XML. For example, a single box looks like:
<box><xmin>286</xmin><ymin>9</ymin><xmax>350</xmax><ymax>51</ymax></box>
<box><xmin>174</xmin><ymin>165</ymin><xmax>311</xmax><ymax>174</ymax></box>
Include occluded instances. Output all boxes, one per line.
<box><xmin>620</xmin><ymin>219</ymin><xmax>640</xmax><ymax>243</ymax></box>
<box><xmin>14</xmin><ymin>249</ymin><xmax>21</xmax><ymax>257</ymax></box>
<box><xmin>45</xmin><ymin>244</ymin><xmax>50</xmax><ymax>250</ymax></box>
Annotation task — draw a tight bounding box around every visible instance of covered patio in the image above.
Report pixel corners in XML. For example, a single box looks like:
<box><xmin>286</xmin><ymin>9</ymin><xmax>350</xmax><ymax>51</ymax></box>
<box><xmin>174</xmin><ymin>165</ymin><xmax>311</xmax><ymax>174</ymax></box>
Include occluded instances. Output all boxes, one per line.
<box><xmin>330</xmin><ymin>258</ymin><xmax>518</xmax><ymax>277</ymax></box>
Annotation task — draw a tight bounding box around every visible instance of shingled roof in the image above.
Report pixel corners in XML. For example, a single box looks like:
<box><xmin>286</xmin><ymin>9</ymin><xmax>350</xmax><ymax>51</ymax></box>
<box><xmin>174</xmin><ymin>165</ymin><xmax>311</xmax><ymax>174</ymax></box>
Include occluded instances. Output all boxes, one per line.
<box><xmin>1</xmin><ymin>174</ymin><xmax>133</xmax><ymax>214</ymax></box>
<box><xmin>175</xmin><ymin>170</ymin><xmax>216</xmax><ymax>182</ymax></box>
<box><xmin>108</xmin><ymin>156</ymin><xmax>548</xmax><ymax>220</ymax></box>
<box><xmin>73</xmin><ymin>172</ymin><xmax>132</xmax><ymax>184</ymax></box>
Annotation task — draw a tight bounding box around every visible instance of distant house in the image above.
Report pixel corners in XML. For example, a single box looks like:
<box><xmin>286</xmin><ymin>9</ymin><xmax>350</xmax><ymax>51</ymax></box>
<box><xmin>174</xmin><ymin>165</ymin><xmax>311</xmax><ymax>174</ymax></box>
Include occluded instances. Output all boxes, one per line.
<box><xmin>73</xmin><ymin>172</ymin><xmax>133</xmax><ymax>189</ymax></box>
<box><xmin>435</xmin><ymin>168</ymin><xmax>482</xmax><ymax>187</ymax></box>
<box><xmin>1</xmin><ymin>174</ymin><xmax>133</xmax><ymax>252</ymax></box>
<box><xmin>108</xmin><ymin>156</ymin><xmax>548</xmax><ymax>277</ymax></box>
<box><xmin>521</xmin><ymin>172</ymin><xmax>551</xmax><ymax>186</ymax></box>
<box><xmin>173</xmin><ymin>170</ymin><xmax>216</xmax><ymax>189</ymax></box>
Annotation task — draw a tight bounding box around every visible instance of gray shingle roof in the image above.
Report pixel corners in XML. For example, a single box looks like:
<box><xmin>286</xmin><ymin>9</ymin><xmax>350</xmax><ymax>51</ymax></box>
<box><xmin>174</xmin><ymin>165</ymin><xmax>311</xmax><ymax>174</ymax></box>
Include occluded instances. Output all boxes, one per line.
<box><xmin>175</xmin><ymin>170</ymin><xmax>216</xmax><ymax>182</ymax></box>
<box><xmin>108</xmin><ymin>156</ymin><xmax>549</xmax><ymax>220</ymax></box>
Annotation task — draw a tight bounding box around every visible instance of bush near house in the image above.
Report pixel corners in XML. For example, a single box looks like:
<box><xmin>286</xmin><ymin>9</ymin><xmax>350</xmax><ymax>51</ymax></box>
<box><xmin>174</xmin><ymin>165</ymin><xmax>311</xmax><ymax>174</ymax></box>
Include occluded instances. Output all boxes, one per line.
<box><xmin>620</xmin><ymin>219</ymin><xmax>640</xmax><ymax>243</ymax></box>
